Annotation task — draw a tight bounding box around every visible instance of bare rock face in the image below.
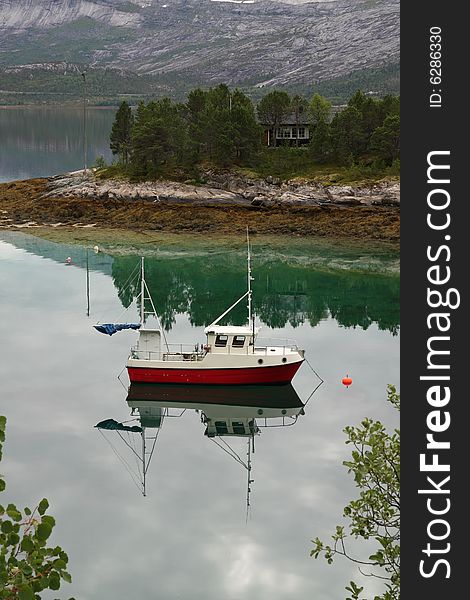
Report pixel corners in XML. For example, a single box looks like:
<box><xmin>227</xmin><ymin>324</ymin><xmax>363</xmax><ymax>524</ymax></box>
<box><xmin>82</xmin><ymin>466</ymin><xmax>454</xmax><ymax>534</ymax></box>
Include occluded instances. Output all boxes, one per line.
<box><xmin>44</xmin><ymin>171</ymin><xmax>400</xmax><ymax>208</ymax></box>
<box><xmin>0</xmin><ymin>0</ymin><xmax>399</xmax><ymax>92</ymax></box>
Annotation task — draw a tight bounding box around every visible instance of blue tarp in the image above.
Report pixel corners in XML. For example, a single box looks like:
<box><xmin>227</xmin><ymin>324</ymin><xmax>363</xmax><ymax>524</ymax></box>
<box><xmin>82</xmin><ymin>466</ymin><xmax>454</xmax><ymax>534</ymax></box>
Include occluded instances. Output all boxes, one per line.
<box><xmin>95</xmin><ymin>419</ymin><xmax>142</xmax><ymax>433</ymax></box>
<box><xmin>94</xmin><ymin>323</ymin><xmax>141</xmax><ymax>336</ymax></box>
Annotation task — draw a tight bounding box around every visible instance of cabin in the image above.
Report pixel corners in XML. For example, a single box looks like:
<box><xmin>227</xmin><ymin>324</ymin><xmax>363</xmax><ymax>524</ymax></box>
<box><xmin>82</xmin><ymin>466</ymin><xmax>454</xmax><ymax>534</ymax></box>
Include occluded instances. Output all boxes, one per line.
<box><xmin>259</xmin><ymin>105</ymin><xmax>345</xmax><ymax>147</ymax></box>
<box><xmin>260</xmin><ymin>113</ymin><xmax>311</xmax><ymax>147</ymax></box>
<box><xmin>203</xmin><ymin>414</ymin><xmax>259</xmax><ymax>438</ymax></box>
<box><xmin>204</xmin><ymin>325</ymin><xmax>260</xmax><ymax>354</ymax></box>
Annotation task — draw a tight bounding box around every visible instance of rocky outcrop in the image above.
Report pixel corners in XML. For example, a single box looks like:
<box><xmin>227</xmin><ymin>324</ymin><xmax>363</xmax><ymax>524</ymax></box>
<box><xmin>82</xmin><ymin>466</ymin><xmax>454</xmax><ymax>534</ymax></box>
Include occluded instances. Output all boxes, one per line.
<box><xmin>0</xmin><ymin>176</ymin><xmax>400</xmax><ymax>241</ymax></box>
<box><xmin>43</xmin><ymin>171</ymin><xmax>400</xmax><ymax>208</ymax></box>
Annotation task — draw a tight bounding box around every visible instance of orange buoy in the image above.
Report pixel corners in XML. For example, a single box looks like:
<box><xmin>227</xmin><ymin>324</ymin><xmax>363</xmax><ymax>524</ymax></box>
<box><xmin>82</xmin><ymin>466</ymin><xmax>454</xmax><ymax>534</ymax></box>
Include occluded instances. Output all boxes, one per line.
<box><xmin>342</xmin><ymin>375</ymin><xmax>353</xmax><ymax>388</ymax></box>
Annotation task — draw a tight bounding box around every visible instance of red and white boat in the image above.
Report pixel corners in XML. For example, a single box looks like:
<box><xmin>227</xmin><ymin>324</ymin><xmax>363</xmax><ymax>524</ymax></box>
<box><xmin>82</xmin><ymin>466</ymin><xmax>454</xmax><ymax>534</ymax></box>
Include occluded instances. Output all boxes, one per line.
<box><xmin>100</xmin><ymin>233</ymin><xmax>305</xmax><ymax>385</ymax></box>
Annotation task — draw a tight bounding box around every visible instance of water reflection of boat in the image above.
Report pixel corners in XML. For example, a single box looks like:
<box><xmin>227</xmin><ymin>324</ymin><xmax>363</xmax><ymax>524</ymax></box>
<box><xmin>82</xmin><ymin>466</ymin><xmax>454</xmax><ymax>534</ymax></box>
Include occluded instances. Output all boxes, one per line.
<box><xmin>127</xmin><ymin>383</ymin><xmax>305</xmax><ymax>437</ymax></box>
<box><xmin>96</xmin><ymin>383</ymin><xmax>305</xmax><ymax>499</ymax></box>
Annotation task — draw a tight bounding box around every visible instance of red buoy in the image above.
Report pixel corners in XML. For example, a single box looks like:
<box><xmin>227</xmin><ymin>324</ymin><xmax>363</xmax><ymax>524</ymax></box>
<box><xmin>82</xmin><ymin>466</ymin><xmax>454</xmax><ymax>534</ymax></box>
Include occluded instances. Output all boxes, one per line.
<box><xmin>342</xmin><ymin>375</ymin><xmax>353</xmax><ymax>388</ymax></box>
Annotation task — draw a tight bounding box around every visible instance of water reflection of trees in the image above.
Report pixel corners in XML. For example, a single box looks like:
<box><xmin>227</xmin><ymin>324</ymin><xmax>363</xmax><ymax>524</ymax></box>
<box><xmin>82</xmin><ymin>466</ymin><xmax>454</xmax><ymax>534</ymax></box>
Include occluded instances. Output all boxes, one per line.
<box><xmin>111</xmin><ymin>255</ymin><xmax>399</xmax><ymax>335</ymax></box>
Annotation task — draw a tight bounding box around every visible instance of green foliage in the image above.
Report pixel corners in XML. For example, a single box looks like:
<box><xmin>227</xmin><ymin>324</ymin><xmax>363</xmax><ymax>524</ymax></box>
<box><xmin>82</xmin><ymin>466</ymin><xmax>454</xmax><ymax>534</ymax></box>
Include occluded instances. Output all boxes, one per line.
<box><xmin>311</xmin><ymin>386</ymin><xmax>400</xmax><ymax>600</ymax></box>
<box><xmin>0</xmin><ymin>417</ymin><xmax>73</xmax><ymax>599</ymax></box>
<box><xmin>94</xmin><ymin>155</ymin><xmax>108</xmax><ymax>170</ymax></box>
<box><xmin>256</xmin><ymin>91</ymin><xmax>291</xmax><ymax>147</ymax></box>
<box><xmin>319</xmin><ymin>92</ymin><xmax>401</xmax><ymax>166</ymax></box>
<box><xmin>130</xmin><ymin>98</ymin><xmax>192</xmax><ymax>178</ymax></box>
<box><xmin>309</xmin><ymin>93</ymin><xmax>332</xmax><ymax>127</ymax></box>
<box><xmin>310</xmin><ymin>120</ymin><xmax>332</xmax><ymax>164</ymax></box>
<box><xmin>370</xmin><ymin>115</ymin><xmax>400</xmax><ymax>165</ymax></box>
<box><xmin>110</xmin><ymin>101</ymin><xmax>134</xmax><ymax>166</ymax></box>
<box><xmin>108</xmin><ymin>85</ymin><xmax>399</xmax><ymax>182</ymax></box>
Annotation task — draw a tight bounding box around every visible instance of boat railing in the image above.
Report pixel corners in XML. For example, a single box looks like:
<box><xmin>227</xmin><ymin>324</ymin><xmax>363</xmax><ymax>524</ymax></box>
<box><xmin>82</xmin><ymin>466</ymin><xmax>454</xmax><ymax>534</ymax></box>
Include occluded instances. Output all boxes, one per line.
<box><xmin>255</xmin><ymin>337</ymin><xmax>300</xmax><ymax>351</ymax></box>
<box><xmin>130</xmin><ymin>343</ymin><xmax>205</xmax><ymax>362</ymax></box>
<box><xmin>257</xmin><ymin>414</ymin><xmax>300</xmax><ymax>428</ymax></box>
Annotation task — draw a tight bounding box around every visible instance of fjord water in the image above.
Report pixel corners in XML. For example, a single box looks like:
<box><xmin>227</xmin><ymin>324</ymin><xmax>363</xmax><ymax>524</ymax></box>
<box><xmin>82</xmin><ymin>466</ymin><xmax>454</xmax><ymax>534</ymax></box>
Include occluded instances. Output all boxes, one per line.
<box><xmin>0</xmin><ymin>231</ymin><xmax>399</xmax><ymax>600</ymax></box>
<box><xmin>0</xmin><ymin>106</ymin><xmax>115</xmax><ymax>182</ymax></box>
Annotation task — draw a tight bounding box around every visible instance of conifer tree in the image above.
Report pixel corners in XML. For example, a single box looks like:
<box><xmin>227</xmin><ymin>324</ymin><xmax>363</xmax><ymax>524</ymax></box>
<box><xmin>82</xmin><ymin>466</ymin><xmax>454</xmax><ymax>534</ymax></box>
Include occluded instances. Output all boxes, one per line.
<box><xmin>110</xmin><ymin>101</ymin><xmax>134</xmax><ymax>166</ymax></box>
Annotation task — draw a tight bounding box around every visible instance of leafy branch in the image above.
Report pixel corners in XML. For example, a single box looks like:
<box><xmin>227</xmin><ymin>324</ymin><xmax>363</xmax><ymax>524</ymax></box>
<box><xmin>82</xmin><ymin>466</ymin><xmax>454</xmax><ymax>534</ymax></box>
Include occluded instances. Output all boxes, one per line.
<box><xmin>311</xmin><ymin>385</ymin><xmax>400</xmax><ymax>600</ymax></box>
<box><xmin>0</xmin><ymin>416</ymin><xmax>74</xmax><ymax>599</ymax></box>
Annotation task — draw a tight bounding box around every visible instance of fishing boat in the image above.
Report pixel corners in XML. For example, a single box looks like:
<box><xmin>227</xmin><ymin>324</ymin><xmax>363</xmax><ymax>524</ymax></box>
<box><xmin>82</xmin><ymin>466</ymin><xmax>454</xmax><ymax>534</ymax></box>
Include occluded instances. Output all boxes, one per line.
<box><xmin>97</xmin><ymin>232</ymin><xmax>305</xmax><ymax>385</ymax></box>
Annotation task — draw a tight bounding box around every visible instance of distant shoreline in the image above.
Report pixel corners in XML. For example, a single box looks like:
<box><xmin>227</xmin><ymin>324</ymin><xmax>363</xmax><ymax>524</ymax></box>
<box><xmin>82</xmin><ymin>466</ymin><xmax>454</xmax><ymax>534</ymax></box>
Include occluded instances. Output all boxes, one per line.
<box><xmin>0</xmin><ymin>104</ymin><xmax>118</xmax><ymax>109</ymax></box>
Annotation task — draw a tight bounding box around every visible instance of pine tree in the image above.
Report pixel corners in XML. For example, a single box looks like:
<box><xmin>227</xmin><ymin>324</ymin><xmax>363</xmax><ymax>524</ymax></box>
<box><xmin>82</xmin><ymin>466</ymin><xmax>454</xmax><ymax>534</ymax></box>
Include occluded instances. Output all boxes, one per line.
<box><xmin>110</xmin><ymin>101</ymin><xmax>134</xmax><ymax>166</ymax></box>
<box><xmin>257</xmin><ymin>91</ymin><xmax>291</xmax><ymax>147</ymax></box>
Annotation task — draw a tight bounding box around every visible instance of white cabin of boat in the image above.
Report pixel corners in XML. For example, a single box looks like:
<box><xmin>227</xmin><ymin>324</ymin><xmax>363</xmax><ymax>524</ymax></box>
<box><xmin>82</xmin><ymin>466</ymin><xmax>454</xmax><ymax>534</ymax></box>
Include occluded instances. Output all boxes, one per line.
<box><xmin>203</xmin><ymin>324</ymin><xmax>260</xmax><ymax>355</ymax></box>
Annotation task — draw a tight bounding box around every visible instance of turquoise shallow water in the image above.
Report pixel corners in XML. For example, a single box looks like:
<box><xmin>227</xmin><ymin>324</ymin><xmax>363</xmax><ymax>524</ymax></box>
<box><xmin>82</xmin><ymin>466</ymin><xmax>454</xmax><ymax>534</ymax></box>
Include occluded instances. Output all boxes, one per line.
<box><xmin>0</xmin><ymin>231</ymin><xmax>399</xmax><ymax>600</ymax></box>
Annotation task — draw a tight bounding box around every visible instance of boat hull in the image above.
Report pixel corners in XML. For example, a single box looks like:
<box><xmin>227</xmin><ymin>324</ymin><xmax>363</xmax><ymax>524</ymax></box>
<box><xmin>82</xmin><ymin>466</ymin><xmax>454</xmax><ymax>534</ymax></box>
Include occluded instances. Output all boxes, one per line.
<box><xmin>127</xmin><ymin>361</ymin><xmax>303</xmax><ymax>385</ymax></box>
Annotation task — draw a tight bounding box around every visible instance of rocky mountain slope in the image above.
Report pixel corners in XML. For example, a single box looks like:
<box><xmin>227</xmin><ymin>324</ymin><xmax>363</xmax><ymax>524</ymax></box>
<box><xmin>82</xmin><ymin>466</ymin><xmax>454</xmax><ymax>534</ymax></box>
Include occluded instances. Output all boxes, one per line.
<box><xmin>0</xmin><ymin>0</ymin><xmax>399</xmax><ymax>95</ymax></box>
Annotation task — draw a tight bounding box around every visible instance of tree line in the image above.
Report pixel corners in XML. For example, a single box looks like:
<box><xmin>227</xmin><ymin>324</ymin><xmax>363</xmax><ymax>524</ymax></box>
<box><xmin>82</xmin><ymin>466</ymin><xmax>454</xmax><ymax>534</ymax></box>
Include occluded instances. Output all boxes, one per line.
<box><xmin>109</xmin><ymin>85</ymin><xmax>400</xmax><ymax>178</ymax></box>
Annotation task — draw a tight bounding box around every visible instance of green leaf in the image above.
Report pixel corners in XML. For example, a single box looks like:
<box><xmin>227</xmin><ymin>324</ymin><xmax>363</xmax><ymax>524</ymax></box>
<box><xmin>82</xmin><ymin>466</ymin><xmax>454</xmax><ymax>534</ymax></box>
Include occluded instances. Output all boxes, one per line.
<box><xmin>6</xmin><ymin>506</ymin><xmax>22</xmax><ymax>522</ymax></box>
<box><xmin>19</xmin><ymin>561</ymin><xmax>33</xmax><ymax>577</ymax></box>
<box><xmin>1</xmin><ymin>520</ymin><xmax>13</xmax><ymax>534</ymax></box>
<box><xmin>61</xmin><ymin>570</ymin><xmax>72</xmax><ymax>584</ymax></box>
<box><xmin>21</xmin><ymin>536</ymin><xmax>35</xmax><ymax>552</ymax></box>
<box><xmin>36</xmin><ymin>522</ymin><xmax>52</xmax><ymax>541</ymax></box>
<box><xmin>49</xmin><ymin>570</ymin><xmax>61</xmax><ymax>591</ymax></box>
<box><xmin>38</xmin><ymin>498</ymin><xmax>49</xmax><ymax>516</ymax></box>
<box><xmin>18</xmin><ymin>587</ymin><xmax>34</xmax><ymax>600</ymax></box>
<box><xmin>41</xmin><ymin>515</ymin><xmax>55</xmax><ymax>528</ymax></box>
<box><xmin>8</xmin><ymin>531</ymin><xmax>20</xmax><ymax>545</ymax></box>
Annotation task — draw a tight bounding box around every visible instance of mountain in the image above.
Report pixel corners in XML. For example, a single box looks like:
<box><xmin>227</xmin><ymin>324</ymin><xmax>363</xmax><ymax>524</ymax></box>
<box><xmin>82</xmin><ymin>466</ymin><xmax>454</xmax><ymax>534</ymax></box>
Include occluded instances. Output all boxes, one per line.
<box><xmin>0</xmin><ymin>0</ymin><xmax>399</xmax><ymax>100</ymax></box>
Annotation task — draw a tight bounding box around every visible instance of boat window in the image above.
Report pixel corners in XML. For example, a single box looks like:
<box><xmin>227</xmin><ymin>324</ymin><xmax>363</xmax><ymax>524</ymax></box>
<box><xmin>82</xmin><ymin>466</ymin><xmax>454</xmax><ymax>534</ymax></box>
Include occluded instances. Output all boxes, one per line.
<box><xmin>232</xmin><ymin>422</ymin><xmax>246</xmax><ymax>435</ymax></box>
<box><xmin>232</xmin><ymin>335</ymin><xmax>246</xmax><ymax>348</ymax></box>
<box><xmin>215</xmin><ymin>335</ymin><xmax>228</xmax><ymax>347</ymax></box>
<box><xmin>215</xmin><ymin>421</ymin><xmax>228</xmax><ymax>435</ymax></box>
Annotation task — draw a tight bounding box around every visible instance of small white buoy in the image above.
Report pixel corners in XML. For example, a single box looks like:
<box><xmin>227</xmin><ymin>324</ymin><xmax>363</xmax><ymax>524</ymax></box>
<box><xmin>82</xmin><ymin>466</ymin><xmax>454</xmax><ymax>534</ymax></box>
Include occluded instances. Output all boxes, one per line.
<box><xmin>93</xmin><ymin>245</ymin><xmax>99</xmax><ymax>254</ymax></box>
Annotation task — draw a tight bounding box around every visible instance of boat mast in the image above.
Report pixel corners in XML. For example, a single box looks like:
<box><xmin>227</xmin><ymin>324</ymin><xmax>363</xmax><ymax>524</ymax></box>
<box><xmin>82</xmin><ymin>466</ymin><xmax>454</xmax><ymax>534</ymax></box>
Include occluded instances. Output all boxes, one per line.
<box><xmin>140</xmin><ymin>256</ymin><xmax>145</xmax><ymax>325</ymax></box>
<box><xmin>247</xmin><ymin>227</ymin><xmax>252</xmax><ymax>323</ymax></box>
<box><xmin>141</xmin><ymin>428</ymin><xmax>147</xmax><ymax>497</ymax></box>
<box><xmin>247</xmin><ymin>228</ymin><xmax>256</xmax><ymax>348</ymax></box>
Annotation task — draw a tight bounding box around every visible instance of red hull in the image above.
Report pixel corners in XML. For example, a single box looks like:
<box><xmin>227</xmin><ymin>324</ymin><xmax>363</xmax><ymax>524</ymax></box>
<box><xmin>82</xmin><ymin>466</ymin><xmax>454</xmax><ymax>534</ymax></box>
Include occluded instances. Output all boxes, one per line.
<box><xmin>127</xmin><ymin>361</ymin><xmax>303</xmax><ymax>385</ymax></box>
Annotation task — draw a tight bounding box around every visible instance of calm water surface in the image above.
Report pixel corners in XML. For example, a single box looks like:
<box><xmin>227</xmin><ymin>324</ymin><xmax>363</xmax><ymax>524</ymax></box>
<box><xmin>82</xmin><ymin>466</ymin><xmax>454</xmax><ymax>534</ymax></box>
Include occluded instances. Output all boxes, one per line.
<box><xmin>0</xmin><ymin>231</ymin><xmax>399</xmax><ymax>600</ymax></box>
<box><xmin>0</xmin><ymin>106</ymin><xmax>115</xmax><ymax>182</ymax></box>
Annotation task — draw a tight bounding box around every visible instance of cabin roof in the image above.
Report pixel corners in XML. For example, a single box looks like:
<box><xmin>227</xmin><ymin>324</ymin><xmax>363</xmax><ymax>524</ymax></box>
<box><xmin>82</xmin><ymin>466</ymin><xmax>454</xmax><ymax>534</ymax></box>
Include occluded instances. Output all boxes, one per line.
<box><xmin>204</xmin><ymin>325</ymin><xmax>260</xmax><ymax>336</ymax></box>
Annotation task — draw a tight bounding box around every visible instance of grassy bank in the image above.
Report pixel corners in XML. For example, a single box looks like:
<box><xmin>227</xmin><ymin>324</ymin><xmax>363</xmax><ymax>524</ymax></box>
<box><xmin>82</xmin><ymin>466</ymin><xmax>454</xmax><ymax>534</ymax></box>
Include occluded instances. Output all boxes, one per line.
<box><xmin>98</xmin><ymin>148</ymin><xmax>400</xmax><ymax>187</ymax></box>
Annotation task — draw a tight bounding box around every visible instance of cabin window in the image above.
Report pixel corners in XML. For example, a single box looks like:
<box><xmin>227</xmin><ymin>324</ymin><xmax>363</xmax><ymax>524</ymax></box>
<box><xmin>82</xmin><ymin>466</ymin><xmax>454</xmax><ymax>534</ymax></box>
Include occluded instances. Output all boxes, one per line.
<box><xmin>298</xmin><ymin>127</ymin><xmax>306</xmax><ymax>138</ymax></box>
<box><xmin>232</xmin><ymin>422</ymin><xmax>246</xmax><ymax>435</ymax></box>
<box><xmin>215</xmin><ymin>421</ymin><xmax>228</xmax><ymax>435</ymax></box>
<box><xmin>215</xmin><ymin>335</ymin><xmax>228</xmax><ymax>347</ymax></box>
<box><xmin>232</xmin><ymin>335</ymin><xmax>246</xmax><ymax>348</ymax></box>
<box><xmin>276</xmin><ymin>127</ymin><xmax>292</xmax><ymax>139</ymax></box>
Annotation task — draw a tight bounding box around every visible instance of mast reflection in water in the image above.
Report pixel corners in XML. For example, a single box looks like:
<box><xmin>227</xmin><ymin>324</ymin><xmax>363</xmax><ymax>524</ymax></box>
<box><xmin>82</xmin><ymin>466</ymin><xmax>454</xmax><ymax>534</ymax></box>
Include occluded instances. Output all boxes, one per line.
<box><xmin>96</xmin><ymin>384</ymin><xmax>307</xmax><ymax>513</ymax></box>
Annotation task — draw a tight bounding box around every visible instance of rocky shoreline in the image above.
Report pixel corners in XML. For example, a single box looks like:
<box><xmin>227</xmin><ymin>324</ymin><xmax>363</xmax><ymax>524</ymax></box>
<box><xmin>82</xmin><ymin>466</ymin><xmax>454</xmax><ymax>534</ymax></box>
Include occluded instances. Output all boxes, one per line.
<box><xmin>0</xmin><ymin>172</ymin><xmax>400</xmax><ymax>241</ymax></box>
<box><xmin>43</xmin><ymin>170</ymin><xmax>400</xmax><ymax>208</ymax></box>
